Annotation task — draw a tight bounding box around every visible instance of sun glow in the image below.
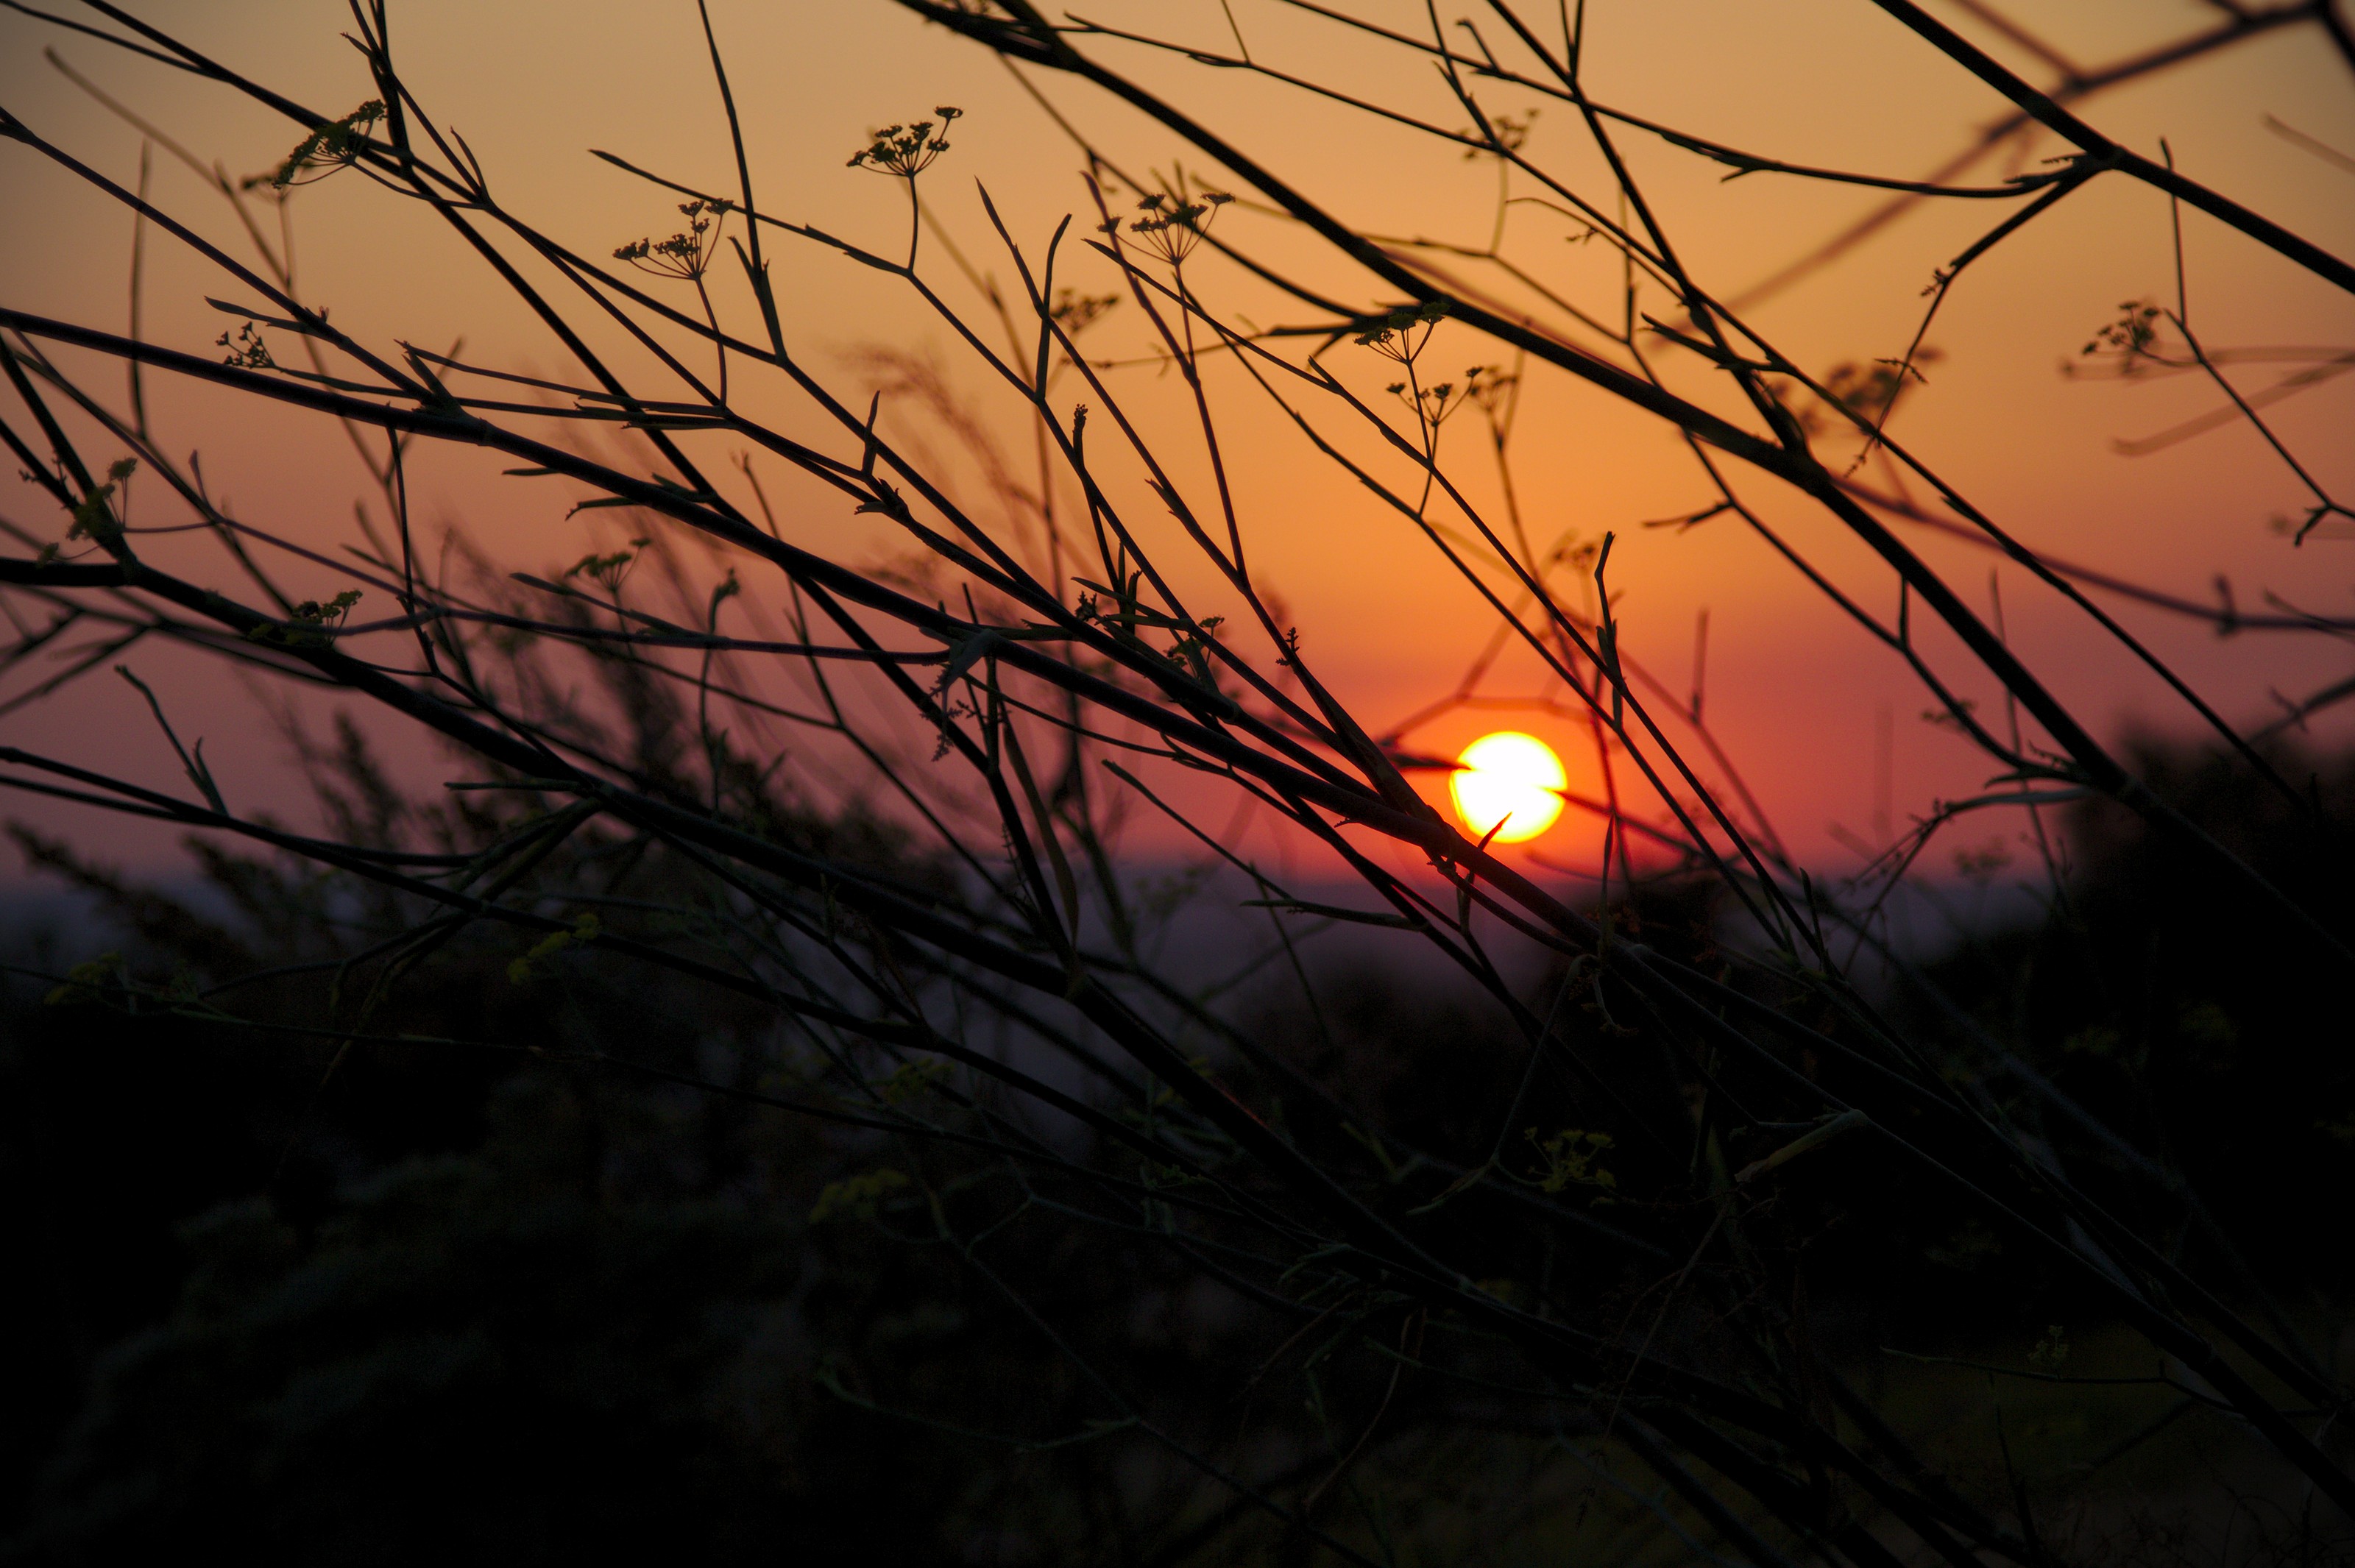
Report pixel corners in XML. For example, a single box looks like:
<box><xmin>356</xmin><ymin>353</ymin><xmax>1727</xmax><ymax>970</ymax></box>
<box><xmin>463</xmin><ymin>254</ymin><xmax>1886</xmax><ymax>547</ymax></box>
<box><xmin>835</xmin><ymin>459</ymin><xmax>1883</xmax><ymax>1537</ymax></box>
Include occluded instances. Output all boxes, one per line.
<box><xmin>1449</xmin><ymin>731</ymin><xmax>1567</xmax><ymax>844</ymax></box>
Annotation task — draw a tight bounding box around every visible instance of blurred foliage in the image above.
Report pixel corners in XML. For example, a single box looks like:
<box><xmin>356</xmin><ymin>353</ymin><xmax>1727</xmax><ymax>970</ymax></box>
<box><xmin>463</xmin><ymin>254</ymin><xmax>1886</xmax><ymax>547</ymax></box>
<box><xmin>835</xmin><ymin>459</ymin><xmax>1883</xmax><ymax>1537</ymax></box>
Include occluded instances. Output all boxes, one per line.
<box><xmin>4</xmin><ymin>737</ymin><xmax>2351</xmax><ymax>1563</ymax></box>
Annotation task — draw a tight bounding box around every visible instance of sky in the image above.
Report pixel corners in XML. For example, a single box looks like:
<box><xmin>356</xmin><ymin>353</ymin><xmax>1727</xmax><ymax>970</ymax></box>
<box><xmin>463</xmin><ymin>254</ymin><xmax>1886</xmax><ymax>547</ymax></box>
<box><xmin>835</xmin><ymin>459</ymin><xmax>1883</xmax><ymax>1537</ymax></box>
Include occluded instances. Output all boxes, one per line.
<box><xmin>2</xmin><ymin>0</ymin><xmax>2352</xmax><ymax>890</ymax></box>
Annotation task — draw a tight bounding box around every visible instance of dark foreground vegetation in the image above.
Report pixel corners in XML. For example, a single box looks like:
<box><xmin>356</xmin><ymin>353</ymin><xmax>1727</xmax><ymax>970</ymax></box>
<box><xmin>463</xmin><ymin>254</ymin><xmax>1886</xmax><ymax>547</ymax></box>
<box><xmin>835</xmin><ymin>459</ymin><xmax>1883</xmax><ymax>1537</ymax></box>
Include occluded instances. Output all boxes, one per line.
<box><xmin>4</xmin><ymin>1</ymin><xmax>2354</xmax><ymax>1561</ymax></box>
<box><xmin>3</xmin><ymin>732</ymin><xmax>2350</xmax><ymax>1564</ymax></box>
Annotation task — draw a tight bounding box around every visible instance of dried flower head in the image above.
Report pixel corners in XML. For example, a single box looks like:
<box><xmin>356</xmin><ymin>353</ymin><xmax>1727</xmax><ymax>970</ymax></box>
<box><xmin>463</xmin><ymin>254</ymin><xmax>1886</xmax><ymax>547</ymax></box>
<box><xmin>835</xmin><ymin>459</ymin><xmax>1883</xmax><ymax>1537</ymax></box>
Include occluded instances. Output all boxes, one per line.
<box><xmin>65</xmin><ymin>458</ymin><xmax>139</xmax><ymax>544</ymax></box>
<box><xmin>244</xmin><ymin>589</ymin><xmax>362</xmax><ymax>649</ymax></box>
<box><xmin>217</xmin><ymin>321</ymin><xmax>277</xmax><ymax>370</ymax></box>
<box><xmin>1050</xmin><ymin>288</ymin><xmax>1119</xmax><ymax>338</ymax></box>
<box><xmin>1353</xmin><ymin>299</ymin><xmax>1450</xmax><ymax>362</ymax></box>
<box><xmin>2079</xmin><ymin>299</ymin><xmax>2172</xmax><ymax>375</ymax></box>
<box><xmin>848</xmin><ymin>107</ymin><xmax>963</xmax><ymax>177</ymax></box>
<box><xmin>259</xmin><ymin>100</ymin><xmax>385</xmax><ymax>189</ymax></box>
<box><xmin>1465</xmin><ymin>363</ymin><xmax>1516</xmax><ymax>417</ymax></box>
<box><xmin>613</xmin><ymin>199</ymin><xmax>726</xmax><ymax>280</ymax></box>
<box><xmin>1387</xmin><ymin>369</ymin><xmax>1482</xmax><ymax>430</ymax></box>
<box><xmin>1119</xmin><ymin>185</ymin><xmax>1233</xmax><ymax>266</ymax></box>
<box><xmin>564</xmin><ymin>539</ymin><xmax>653</xmax><ymax>596</ymax></box>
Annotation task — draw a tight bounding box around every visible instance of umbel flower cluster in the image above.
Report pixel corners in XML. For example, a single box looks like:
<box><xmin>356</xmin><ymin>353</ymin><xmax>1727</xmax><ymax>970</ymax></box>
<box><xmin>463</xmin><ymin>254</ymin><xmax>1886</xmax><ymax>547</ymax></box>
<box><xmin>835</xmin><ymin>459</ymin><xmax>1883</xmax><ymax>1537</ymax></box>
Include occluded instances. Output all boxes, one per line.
<box><xmin>847</xmin><ymin>107</ymin><xmax>963</xmax><ymax>177</ymax></box>
<box><xmin>260</xmin><ymin>99</ymin><xmax>384</xmax><ymax>189</ymax></box>
<box><xmin>1387</xmin><ymin>364</ymin><xmax>1497</xmax><ymax>430</ymax></box>
<box><xmin>1353</xmin><ymin>298</ymin><xmax>1451</xmax><ymax>360</ymax></box>
<box><xmin>1105</xmin><ymin>188</ymin><xmax>1234</xmax><ymax>266</ymax></box>
<box><xmin>613</xmin><ymin>199</ymin><xmax>728</xmax><ymax>281</ymax></box>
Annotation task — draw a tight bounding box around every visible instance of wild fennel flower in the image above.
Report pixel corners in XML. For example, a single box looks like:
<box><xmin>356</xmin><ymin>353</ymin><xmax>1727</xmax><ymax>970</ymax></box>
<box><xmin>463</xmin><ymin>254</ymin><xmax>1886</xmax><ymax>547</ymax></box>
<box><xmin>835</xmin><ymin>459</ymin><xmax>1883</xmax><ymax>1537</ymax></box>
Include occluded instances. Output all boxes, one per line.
<box><xmin>613</xmin><ymin>199</ymin><xmax>726</xmax><ymax>281</ymax></box>
<box><xmin>847</xmin><ymin>107</ymin><xmax>962</xmax><ymax>177</ymax></box>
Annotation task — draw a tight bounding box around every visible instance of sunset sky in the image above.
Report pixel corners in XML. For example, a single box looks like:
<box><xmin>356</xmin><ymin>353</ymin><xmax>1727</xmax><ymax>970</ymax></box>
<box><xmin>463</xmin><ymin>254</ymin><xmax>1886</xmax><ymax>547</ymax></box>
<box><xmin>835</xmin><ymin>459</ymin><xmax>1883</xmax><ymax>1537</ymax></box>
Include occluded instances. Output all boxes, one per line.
<box><xmin>3</xmin><ymin>0</ymin><xmax>2351</xmax><ymax>886</ymax></box>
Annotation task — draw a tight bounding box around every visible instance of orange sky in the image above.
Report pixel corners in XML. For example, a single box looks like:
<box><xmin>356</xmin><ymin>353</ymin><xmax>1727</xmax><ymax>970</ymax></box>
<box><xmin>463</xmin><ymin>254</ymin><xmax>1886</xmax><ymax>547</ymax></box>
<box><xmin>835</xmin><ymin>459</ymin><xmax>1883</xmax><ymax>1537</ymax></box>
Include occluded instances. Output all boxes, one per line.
<box><xmin>3</xmin><ymin>0</ymin><xmax>2352</xmax><ymax>884</ymax></box>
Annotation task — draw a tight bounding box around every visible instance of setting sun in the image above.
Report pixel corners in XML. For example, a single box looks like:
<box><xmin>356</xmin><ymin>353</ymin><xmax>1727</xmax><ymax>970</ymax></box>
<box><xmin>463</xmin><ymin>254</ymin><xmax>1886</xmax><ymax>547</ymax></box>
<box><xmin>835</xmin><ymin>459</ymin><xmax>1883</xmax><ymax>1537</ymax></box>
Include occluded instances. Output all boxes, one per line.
<box><xmin>1449</xmin><ymin>732</ymin><xmax>1568</xmax><ymax>844</ymax></box>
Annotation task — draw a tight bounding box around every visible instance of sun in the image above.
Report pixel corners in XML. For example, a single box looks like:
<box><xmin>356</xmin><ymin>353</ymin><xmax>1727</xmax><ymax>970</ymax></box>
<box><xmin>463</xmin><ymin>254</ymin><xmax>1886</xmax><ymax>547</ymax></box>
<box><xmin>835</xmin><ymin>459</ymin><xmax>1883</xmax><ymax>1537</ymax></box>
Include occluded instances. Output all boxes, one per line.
<box><xmin>1449</xmin><ymin>731</ymin><xmax>1567</xmax><ymax>844</ymax></box>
